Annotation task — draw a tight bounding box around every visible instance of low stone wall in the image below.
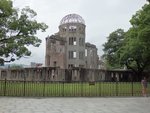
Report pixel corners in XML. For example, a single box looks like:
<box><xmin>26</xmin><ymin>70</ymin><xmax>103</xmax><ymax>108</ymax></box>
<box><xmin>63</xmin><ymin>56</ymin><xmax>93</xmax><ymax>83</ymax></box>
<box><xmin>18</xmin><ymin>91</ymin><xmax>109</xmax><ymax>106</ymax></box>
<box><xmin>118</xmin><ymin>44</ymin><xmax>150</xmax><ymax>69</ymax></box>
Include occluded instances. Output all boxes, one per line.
<box><xmin>0</xmin><ymin>67</ymin><xmax>139</xmax><ymax>82</ymax></box>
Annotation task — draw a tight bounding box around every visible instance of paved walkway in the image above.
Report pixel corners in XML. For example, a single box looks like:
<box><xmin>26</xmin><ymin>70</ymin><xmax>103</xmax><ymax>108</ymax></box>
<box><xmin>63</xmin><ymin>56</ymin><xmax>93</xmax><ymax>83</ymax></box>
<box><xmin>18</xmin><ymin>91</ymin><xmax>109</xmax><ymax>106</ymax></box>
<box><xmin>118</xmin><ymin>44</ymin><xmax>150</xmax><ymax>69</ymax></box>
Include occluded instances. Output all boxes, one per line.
<box><xmin>0</xmin><ymin>97</ymin><xmax>150</xmax><ymax>113</ymax></box>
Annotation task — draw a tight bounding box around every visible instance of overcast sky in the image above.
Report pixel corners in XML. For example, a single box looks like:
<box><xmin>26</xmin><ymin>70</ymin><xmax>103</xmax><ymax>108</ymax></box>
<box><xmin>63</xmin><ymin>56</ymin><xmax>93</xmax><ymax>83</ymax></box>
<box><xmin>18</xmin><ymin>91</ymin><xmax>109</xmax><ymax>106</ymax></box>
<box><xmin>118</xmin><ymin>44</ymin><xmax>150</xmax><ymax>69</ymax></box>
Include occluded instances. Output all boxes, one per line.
<box><xmin>10</xmin><ymin>0</ymin><xmax>147</xmax><ymax>66</ymax></box>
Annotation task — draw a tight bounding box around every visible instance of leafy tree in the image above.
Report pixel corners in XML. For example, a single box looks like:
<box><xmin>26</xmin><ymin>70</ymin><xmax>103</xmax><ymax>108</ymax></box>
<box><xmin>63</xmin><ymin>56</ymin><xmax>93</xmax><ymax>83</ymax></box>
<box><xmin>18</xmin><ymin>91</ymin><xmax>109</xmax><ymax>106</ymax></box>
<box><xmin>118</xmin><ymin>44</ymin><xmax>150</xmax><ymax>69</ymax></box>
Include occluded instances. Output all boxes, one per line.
<box><xmin>0</xmin><ymin>0</ymin><xmax>13</xmax><ymax>17</ymax></box>
<box><xmin>103</xmin><ymin>29</ymin><xmax>125</xmax><ymax>69</ymax></box>
<box><xmin>0</xmin><ymin>0</ymin><xmax>48</xmax><ymax>65</ymax></box>
<box><xmin>119</xmin><ymin>4</ymin><xmax>150</xmax><ymax>80</ymax></box>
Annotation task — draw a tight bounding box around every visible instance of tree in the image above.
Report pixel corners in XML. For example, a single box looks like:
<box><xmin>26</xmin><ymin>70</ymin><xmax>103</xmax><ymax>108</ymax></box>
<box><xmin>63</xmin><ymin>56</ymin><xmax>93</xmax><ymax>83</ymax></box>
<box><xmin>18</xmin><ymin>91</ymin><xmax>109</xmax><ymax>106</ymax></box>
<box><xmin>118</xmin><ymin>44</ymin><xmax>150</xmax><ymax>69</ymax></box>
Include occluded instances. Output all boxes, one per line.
<box><xmin>119</xmin><ymin>4</ymin><xmax>150</xmax><ymax>80</ymax></box>
<box><xmin>0</xmin><ymin>0</ymin><xmax>13</xmax><ymax>17</ymax></box>
<box><xmin>0</xmin><ymin>0</ymin><xmax>48</xmax><ymax>65</ymax></box>
<box><xmin>103</xmin><ymin>29</ymin><xmax>125</xmax><ymax>69</ymax></box>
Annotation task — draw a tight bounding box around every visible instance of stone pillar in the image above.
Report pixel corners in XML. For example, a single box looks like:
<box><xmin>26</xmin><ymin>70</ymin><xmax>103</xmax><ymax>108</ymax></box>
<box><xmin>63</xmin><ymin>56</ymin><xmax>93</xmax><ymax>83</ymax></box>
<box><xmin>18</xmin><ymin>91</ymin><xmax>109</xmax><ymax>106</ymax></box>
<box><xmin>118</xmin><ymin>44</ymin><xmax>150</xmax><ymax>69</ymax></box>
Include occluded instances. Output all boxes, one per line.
<box><xmin>6</xmin><ymin>69</ymin><xmax>11</xmax><ymax>80</ymax></box>
<box><xmin>115</xmin><ymin>73</ymin><xmax>119</xmax><ymax>81</ymax></box>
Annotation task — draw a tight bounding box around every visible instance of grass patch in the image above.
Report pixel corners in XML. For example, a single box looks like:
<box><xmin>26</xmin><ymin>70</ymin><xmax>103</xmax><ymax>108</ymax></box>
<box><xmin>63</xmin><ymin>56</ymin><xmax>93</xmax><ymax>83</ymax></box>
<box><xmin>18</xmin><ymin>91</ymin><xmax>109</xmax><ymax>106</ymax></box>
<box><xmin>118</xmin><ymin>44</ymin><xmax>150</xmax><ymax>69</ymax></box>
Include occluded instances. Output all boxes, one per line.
<box><xmin>0</xmin><ymin>81</ymin><xmax>149</xmax><ymax>97</ymax></box>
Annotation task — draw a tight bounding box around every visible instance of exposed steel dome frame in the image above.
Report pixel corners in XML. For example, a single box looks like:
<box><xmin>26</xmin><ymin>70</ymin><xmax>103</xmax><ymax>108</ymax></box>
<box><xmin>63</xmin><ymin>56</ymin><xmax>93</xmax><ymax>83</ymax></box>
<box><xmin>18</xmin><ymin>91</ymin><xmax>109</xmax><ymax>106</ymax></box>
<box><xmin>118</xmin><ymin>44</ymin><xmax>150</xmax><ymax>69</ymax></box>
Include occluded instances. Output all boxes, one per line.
<box><xmin>60</xmin><ymin>14</ymin><xmax>85</xmax><ymax>25</ymax></box>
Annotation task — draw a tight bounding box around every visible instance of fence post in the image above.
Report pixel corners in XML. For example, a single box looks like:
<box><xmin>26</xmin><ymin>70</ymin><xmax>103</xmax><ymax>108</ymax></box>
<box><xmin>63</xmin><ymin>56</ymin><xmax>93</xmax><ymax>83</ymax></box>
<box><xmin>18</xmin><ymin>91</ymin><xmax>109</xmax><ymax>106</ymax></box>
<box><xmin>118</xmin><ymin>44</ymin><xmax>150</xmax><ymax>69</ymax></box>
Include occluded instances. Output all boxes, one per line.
<box><xmin>24</xmin><ymin>77</ymin><xmax>26</xmax><ymax>96</ymax></box>
<box><xmin>41</xmin><ymin>69</ymin><xmax>46</xmax><ymax>97</ymax></box>
<box><xmin>43</xmin><ymin>68</ymin><xmax>46</xmax><ymax>97</ymax></box>
<box><xmin>4</xmin><ymin>78</ymin><xmax>7</xmax><ymax>96</ymax></box>
<box><xmin>80</xmin><ymin>68</ymin><xmax>83</xmax><ymax>97</ymax></box>
<box><xmin>131</xmin><ymin>79</ymin><xmax>133</xmax><ymax>96</ymax></box>
<box><xmin>81</xmin><ymin>81</ymin><xmax>83</xmax><ymax>97</ymax></box>
<box><xmin>116</xmin><ymin>81</ymin><xmax>118</xmax><ymax>96</ymax></box>
<box><xmin>62</xmin><ymin>80</ymin><xmax>64</xmax><ymax>97</ymax></box>
<box><xmin>43</xmin><ymin>80</ymin><xmax>45</xmax><ymax>97</ymax></box>
<box><xmin>99</xmin><ymin>81</ymin><xmax>101</xmax><ymax>97</ymax></box>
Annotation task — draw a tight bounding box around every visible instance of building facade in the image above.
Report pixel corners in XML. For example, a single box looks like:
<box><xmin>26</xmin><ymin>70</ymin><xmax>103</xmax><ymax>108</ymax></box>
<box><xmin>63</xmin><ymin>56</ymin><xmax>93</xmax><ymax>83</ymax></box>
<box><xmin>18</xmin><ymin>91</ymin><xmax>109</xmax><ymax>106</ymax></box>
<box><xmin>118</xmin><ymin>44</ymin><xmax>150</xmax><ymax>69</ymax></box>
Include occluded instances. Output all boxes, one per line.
<box><xmin>45</xmin><ymin>14</ymin><xmax>99</xmax><ymax>69</ymax></box>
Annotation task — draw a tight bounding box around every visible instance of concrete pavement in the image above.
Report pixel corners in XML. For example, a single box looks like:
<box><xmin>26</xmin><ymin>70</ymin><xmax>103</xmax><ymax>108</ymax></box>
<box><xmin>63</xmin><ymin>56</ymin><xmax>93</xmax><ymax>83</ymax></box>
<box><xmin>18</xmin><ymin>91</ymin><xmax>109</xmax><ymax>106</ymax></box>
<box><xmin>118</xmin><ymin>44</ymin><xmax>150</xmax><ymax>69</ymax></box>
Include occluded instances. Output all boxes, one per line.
<box><xmin>0</xmin><ymin>97</ymin><xmax>150</xmax><ymax>113</ymax></box>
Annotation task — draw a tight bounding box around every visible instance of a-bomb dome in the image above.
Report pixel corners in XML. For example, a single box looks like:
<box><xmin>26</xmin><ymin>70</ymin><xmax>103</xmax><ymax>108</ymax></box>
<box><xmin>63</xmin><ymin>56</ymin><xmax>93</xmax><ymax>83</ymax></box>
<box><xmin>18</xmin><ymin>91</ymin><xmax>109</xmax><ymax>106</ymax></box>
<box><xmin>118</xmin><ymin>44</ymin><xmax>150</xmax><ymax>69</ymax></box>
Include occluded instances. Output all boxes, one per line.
<box><xmin>60</xmin><ymin>14</ymin><xmax>85</xmax><ymax>25</ymax></box>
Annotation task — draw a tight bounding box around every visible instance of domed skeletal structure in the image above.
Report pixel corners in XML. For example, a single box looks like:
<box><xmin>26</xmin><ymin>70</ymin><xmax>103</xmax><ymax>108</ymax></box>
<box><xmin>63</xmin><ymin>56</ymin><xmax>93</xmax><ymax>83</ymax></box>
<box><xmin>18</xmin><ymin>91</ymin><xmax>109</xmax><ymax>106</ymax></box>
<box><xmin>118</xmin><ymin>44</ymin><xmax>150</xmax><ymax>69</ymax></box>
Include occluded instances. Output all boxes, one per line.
<box><xmin>46</xmin><ymin>14</ymin><xmax>99</xmax><ymax>69</ymax></box>
<box><xmin>60</xmin><ymin>14</ymin><xmax>85</xmax><ymax>25</ymax></box>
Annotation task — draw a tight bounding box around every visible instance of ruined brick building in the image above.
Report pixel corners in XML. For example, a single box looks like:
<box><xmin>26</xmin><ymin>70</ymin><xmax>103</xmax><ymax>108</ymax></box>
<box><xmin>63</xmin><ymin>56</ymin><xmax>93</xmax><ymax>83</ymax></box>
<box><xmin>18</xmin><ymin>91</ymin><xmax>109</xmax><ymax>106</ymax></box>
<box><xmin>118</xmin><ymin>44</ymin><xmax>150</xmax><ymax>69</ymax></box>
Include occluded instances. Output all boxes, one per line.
<box><xmin>45</xmin><ymin>14</ymin><xmax>100</xmax><ymax>69</ymax></box>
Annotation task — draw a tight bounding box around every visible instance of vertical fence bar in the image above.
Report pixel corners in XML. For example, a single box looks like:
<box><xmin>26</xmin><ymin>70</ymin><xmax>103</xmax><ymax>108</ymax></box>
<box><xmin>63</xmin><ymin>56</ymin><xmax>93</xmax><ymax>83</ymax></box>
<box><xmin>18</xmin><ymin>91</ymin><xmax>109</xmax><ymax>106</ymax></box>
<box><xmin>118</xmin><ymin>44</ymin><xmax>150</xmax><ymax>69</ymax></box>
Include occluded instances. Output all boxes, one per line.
<box><xmin>62</xmin><ymin>81</ymin><xmax>64</xmax><ymax>97</ymax></box>
<box><xmin>4</xmin><ymin>78</ymin><xmax>7</xmax><ymax>96</ymax></box>
<box><xmin>43</xmin><ymin>80</ymin><xmax>46</xmax><ymax>97</ymax></box>
<box><xmin>116</xmin><ymin>81</ymin><xmax>118</xmax><ymax>96</ymax></box>
<box><xmin>131</xmin><ymin>80</ymin><xmax>133</xmax><ymax>96</ymax></box>
<box><xmin>99</xmin><ymin>81</ymin><xmax>101</xmax><ymax>97</ymax></box>
<box><xmin>23</xmin><ymin>78</ymin><xmax>26</xmax><ymax>96</ymax></box>
<box><xmin>43</xmin><ymin>69</ymin><xmax>46</xmax><ymax>97</ymax></box>
<box><xmin>81</xmin><ymin>81</ymin><xmax>83</xmax><ymax>97</ymax></box>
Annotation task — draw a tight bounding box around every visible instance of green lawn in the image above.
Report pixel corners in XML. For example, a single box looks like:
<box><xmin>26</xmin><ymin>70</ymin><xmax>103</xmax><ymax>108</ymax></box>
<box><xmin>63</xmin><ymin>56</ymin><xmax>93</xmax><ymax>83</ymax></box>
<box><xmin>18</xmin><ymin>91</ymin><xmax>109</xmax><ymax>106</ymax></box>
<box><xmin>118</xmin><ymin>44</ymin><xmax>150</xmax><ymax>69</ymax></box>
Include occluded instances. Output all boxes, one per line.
<box><xmin>0</xmin><ymin>81</ymin><xmax>149</xmax><ymax>97</ymax></box>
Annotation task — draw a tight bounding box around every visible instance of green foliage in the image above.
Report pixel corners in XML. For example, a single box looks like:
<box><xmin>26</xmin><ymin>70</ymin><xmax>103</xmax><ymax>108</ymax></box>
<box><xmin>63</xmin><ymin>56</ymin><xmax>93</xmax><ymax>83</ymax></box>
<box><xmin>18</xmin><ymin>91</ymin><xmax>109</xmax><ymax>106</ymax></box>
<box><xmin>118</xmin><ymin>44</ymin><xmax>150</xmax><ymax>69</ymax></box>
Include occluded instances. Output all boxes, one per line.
<box><xmin>109</xmin><ymin>3</ymin><xmax>150</xmax><ymax>80</ymax></box>
<box><xmin>119</xmin><ymin>4</ymin><xmax>150</xmax><ymax>75</ymax></box>
<box><xmin>103</xmin><ymin>29</ymin><xmax>125</xmax><ymax>69</ymax></box>
<box><xmin>0</xmin><ymin>0</ymin><xmax>48</xmax><ymax>65</ymax></box>
<box><xmin>103</xmin><ymin>2</ymin><xmax>150</xmax><ymax>79</ymax></box>
<box><xmin>0</xmin><ymin>0</ymin><xmax>13</xmax><ymax>17</ymax></box>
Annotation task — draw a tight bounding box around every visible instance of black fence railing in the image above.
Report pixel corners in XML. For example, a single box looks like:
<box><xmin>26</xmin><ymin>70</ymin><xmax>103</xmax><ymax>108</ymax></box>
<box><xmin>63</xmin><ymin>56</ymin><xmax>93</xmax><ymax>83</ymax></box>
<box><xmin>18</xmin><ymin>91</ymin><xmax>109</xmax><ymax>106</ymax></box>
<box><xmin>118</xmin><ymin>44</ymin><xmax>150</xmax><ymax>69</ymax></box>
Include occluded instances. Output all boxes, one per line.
<box><xmin>0</xmin><ymin>79</ymin><xmax>149</xmax><ymax>97</ymax></box>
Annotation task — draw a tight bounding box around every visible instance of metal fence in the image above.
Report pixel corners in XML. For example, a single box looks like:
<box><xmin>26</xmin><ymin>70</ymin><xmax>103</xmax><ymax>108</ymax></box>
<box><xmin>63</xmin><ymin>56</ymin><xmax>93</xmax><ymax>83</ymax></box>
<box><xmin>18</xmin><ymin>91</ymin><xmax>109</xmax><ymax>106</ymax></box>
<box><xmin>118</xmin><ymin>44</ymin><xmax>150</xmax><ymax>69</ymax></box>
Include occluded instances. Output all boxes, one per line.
<box><xmin>0</xmin><ymin>79</ymin><xmax>149</xmax><ymax>97</ymax></box>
